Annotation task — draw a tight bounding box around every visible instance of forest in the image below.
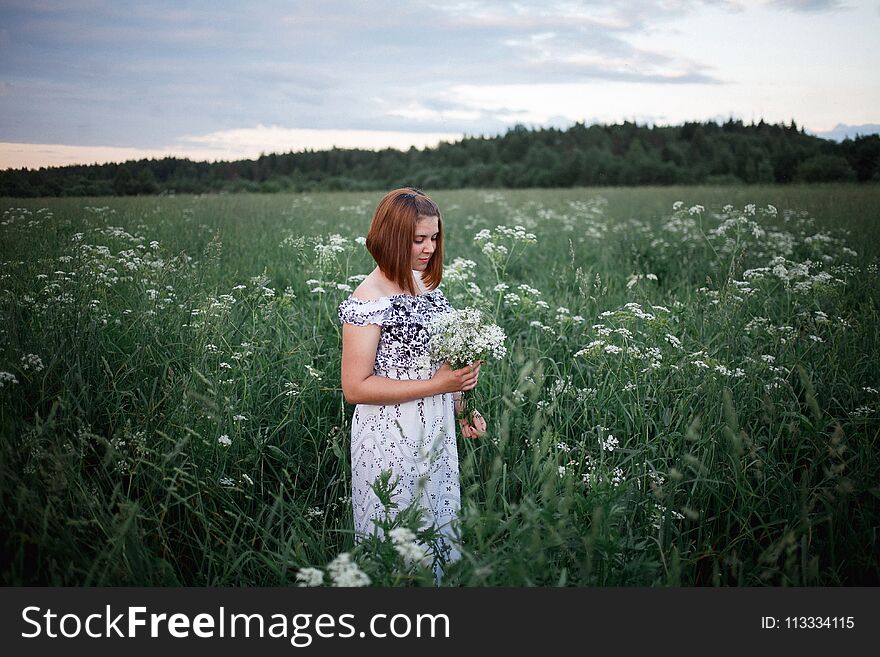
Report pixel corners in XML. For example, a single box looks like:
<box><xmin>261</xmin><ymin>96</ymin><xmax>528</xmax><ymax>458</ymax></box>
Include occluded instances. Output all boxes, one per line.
<box><xmin>2</xmin><ymin>118</ymin><xmax>878</xmax><ymax>197</ymax></box>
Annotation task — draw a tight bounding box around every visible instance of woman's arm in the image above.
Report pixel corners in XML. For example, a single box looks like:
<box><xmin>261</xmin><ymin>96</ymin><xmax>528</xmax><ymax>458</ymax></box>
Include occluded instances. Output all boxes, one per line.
<box><xmin>341</xmin><ymin>323</ymin><xmax>439</xmax><ymax>405</ymax></box>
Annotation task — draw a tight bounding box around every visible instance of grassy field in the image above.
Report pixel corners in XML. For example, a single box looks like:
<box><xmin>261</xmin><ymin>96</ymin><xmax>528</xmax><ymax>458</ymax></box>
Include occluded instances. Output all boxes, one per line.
<box><xmin>1</xmin><ymin>184</ymin><xmax>878</xmax><ymax>586</ymax></box>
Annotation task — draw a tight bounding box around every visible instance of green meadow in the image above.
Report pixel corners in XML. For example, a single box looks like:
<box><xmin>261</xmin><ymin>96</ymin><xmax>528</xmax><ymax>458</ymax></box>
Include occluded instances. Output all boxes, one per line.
<box><xmin>1</xmin><ymin>184</ymin><xmax>878</xmax><ymax>586</ymax></box>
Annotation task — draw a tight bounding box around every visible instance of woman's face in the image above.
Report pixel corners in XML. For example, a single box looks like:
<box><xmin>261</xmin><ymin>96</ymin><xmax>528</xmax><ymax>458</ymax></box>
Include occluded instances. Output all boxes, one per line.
<box><xmin>412</xmin><ymin>215</ymin><xmax>440</xmax><ymax>271</ymax></box>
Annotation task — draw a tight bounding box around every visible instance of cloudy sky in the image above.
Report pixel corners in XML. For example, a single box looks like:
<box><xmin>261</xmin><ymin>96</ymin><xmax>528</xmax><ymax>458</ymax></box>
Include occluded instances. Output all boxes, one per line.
<box><xmin>1</xmin><ymin>0</ymin><xmax>878</xmax><ymax>168</ymax></box>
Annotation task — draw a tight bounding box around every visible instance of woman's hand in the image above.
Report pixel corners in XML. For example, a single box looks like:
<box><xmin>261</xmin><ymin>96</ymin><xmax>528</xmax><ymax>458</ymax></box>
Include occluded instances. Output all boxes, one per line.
<box><xmin>458</xmin><ymin>409</ymin><xmax>487</xmax><ymax>439</ymax></box>
<box><xmin>454</xmin><ymin>394</ymin><xmax>487</xmax><ymax>439</ymax></box>
<box><xmin>432</xmin><ymin>360</ymin><xmax>482</xmax><ymax>395</ymax></box>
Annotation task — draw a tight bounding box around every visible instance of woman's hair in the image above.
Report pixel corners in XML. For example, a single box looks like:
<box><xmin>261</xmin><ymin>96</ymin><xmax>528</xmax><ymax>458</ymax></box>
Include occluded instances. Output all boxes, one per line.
<box><xmin>365</xmin><ymin>187</ymin><xmax>443</xmax><ymax>296</ymax></box>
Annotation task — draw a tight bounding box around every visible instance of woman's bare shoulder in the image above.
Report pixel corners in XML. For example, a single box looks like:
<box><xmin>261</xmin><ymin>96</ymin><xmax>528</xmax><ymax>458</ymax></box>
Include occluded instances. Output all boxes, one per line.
<box><xmin>352</xmin><ymin>273</ymin><xmax>393</xmax><ymax>301</ymax></box>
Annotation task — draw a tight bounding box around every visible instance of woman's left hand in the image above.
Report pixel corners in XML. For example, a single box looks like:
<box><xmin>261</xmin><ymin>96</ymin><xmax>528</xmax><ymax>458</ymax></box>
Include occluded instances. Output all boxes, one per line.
<box><xmin>459</xmin><ymin>409</ymin><xmax>487</xmax><ymax>439</ymax></box>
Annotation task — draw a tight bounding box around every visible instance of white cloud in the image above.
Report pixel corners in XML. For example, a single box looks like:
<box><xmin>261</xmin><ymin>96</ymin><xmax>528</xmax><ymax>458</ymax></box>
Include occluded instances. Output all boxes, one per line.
<box><xmin>428</xmin><ymin>79</ymin><xmax>862</xmax><ymax>133</ymax></box>
<box><xmin>387</xmin><ymin>102</ymin><xmax>484</xmax><ymax>123</ymax></box>
<box><xmin>0</xmin><ymin>125</ymin><xmax>464</xmax><ymax>169</ymax></box>
<box><xmin>175</xmin><ymin>124</ymin><xmax>462</xmax><ymax>157</ymax></box>
<box><xmin>770</xmin><ymin>0</ymin><xmax>848</xmax><ymax>11</ymax></box>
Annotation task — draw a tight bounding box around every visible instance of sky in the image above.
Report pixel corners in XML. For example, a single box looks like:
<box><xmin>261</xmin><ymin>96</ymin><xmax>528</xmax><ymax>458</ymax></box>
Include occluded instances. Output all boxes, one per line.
<box><xmin>1</xmin><ymin>0</ymin><xmax>878</xmax><ymax>169</ymax></box>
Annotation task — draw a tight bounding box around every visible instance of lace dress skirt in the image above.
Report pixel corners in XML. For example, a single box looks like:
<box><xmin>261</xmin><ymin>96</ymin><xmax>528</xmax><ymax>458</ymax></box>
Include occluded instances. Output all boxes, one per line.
<box><xmin>338</xmin><ymin>288</ymin><xmax>462</xmax><ymax>572</ymax></box>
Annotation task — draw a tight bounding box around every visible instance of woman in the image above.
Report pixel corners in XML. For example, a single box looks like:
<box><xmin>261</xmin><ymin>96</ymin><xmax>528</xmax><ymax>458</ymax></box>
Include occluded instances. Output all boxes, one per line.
<box><xmin>338</xmin><ymin>187</ymin><xmax>486</xmax><ymax>581</ymax></box>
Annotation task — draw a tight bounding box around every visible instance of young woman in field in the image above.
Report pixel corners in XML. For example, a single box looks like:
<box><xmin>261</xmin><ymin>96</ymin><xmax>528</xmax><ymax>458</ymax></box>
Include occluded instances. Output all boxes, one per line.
<box><xmin>338</xmin><ymin>187</ymin><xmax>486</xmax><ymax>580</ymax></box>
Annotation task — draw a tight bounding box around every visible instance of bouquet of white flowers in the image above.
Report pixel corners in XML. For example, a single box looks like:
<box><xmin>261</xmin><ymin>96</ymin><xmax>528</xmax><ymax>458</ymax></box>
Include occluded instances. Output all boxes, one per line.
<box><xmin>426</xmin><ymin>307</ymin><xmax>507</xmax><ymax>424</ymax></box>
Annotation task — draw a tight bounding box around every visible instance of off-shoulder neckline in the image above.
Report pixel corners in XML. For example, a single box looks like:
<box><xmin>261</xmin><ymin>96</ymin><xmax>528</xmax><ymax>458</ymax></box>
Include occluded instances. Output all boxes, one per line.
<box><xmin>344</xmin><ymin>288</ymin><xmax>443</xmax><ymax>304</ymax></box>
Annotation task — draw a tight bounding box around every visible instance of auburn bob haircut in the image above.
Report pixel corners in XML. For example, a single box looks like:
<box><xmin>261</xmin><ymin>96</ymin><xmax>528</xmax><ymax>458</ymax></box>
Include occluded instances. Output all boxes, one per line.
<box><xmin>365</xmin><ymin>187</ymin><xmax>443</xmax><ymax>297</ymax></box>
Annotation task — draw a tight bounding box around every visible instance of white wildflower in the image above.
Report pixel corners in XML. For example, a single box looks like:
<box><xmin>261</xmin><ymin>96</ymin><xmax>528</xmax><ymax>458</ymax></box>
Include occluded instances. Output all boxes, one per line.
<box><xmin>327</xmin><ymin>553</ymin><xmax>371</xmax><ymax>587</ymax></box>
<box><xmin>388</xmin><ymin>527</ymin><xmax>429</xmax><ymax>566</ymax></box>
<box><xmin>296</xmin><ymin>567</ymin><xmax>325</xmax><ymax>587</ymax></box>
<box><xmin>427</xmin><ymin>307</ymin><xmax>507</xmax><ymax>366</ymax></box>
<box><xmin>304</xmin><ymin>364</ymin><xmax>323</xmax><ymax>380</ymax></box>
<box><xmin>600</xmin><ymin>434</ymin><xmax>619</xmax><ymax>452</ymax></box>
<box><xmin>20</xmin><ymin>354</ymin><xmax>45</xmax><ymax>372</ymax></box>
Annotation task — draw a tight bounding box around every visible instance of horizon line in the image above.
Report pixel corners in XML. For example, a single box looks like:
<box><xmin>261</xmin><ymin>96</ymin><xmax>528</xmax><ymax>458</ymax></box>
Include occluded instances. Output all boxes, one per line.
<box><xmin>1</xmin><ymin>118</ymin><xmax>875</xmax><ymax>172</ymax></box>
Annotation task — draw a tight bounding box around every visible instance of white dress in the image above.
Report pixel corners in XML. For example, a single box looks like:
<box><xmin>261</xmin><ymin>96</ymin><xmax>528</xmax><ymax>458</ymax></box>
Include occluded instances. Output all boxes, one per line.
<box><xmin>337</xmin><ymin>286</ymin><xmax>461</xmax><ymax>575</ymax></box>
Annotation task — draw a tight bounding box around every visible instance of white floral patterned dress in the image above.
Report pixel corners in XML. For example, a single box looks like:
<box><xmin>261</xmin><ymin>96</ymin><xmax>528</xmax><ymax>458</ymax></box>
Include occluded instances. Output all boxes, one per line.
<box><xmin>338</xmin><ymin>286</ymin><xmax>461</xmax><ymax>566</ymax></box>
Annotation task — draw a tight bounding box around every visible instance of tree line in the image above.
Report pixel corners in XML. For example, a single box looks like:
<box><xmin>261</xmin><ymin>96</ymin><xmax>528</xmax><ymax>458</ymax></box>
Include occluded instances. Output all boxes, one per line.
<box><xmin>2</xmin><ymin>118</ymin><xmax>878</xmax><ymax>197</ymax></box>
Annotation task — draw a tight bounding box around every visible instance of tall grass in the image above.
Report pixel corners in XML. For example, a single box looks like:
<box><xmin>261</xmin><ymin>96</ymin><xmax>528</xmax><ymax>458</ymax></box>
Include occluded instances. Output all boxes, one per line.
<box><xmin>1</xmin><ymin>184</ymin><xmax>878</xmax><ymax>585</ymax></box>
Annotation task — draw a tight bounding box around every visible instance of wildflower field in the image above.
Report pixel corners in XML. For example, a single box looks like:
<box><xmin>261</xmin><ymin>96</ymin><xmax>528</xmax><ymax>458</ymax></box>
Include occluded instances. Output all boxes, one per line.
<box><xmin>1</xmin><ymin>184</ymin><xmax>878</xmax><ymax>586</ymax></box>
